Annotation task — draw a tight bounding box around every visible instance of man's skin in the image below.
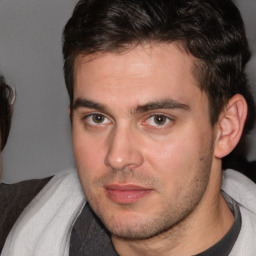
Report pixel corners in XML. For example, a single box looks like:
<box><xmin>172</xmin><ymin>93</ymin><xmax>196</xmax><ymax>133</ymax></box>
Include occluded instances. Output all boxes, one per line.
<box><xmin>71</xmin><ymin>43</ymin><xmax>247</xmax><ymax>256</ymax></box>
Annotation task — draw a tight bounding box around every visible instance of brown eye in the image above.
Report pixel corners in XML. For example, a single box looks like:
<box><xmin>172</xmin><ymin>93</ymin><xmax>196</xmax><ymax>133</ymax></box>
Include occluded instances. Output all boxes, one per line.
<box><xmin>153</xmin><ymin>115</ymin><xmax>167</xmax><ymax>125</ymax></box>
<box><xmin>144</xmin><ymin>114</ymin><xmax>172</xmax><ymax>128</ymax></box>
<box><xmin>92</xmin><ymin>114</ymin><xmax>105</xmax><ymax>123</ymax></box>
<box><xmin>85</xmin><ymin>113</ymin><xmax>111</xmax><ymax>126</ymax></box>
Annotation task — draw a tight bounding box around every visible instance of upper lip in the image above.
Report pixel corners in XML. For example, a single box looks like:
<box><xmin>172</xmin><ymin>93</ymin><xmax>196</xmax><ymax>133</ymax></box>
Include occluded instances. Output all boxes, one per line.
<box><xmin>105</xmin><ymin>184</ymin><xmax>151</xmax><ymax>190</ymax></box>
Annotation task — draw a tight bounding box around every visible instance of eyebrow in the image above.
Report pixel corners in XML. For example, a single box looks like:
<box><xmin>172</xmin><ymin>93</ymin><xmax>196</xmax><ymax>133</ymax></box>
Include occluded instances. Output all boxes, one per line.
<box><xmin>135</xmin><ymin>99</ymin><xmax>190</xmax><ymax>113</ymax></box>
<box><xmin>73</xmin><ymin>98</ymin><xmax>106</xmax><ymax>112</ymax></box>
<box><xmin>72</xmin><ymin>98</ymin><xmax>190</xmax><ymax>114</ymax></box>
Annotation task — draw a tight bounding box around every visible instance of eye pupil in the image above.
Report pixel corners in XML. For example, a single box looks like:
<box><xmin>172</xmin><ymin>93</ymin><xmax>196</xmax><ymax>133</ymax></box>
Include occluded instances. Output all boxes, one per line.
<box><xmin>154</xmin><ymin>115</ymin><xmax>166</xmax><ymax>125</ymax></box>
<box><xmin>93</xmin><ymin>114</ymin><xmax>104</xmax><ymax>123</ymax></box>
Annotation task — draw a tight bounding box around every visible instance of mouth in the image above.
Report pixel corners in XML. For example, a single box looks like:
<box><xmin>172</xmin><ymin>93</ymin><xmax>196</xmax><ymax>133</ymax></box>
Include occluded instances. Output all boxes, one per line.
<box><xmin>105</xmin><ymin>184</ymin><xmax>153</xmax><ymax>204</ymax></box>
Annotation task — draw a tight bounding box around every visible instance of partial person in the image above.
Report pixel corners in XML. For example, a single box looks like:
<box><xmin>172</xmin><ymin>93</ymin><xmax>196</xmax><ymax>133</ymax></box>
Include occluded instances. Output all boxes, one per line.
<box><xmin>0</xmin><ymin>76</ymin><xmax>51</xmax><ymax>252</ymax></box>
<box><xmin>2</xmin><ymin>0</ymin><xmax>256</xmax><ymax>255</ymax></box>
<box><xmin>0</xmin><ymin>75</ymin><xmax>15</xmax><ymax>180</ymax></box>
<box><xmin>0</xmin><ymin>75</ymin><xmax>14</xmax><ymax>152</ymax></box>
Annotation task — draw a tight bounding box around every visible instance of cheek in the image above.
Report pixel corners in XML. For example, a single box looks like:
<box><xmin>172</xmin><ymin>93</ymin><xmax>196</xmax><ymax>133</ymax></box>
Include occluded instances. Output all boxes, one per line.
<box><xmin>72</xmin><ymin>130</ymin><xmax>107</xmax><ymax>177</ymax></box>
<box><xmin>144</xmin><ymin>128</ymin><xmax>211</xmax><ymax>180</ymax></box>
<box><xmin>145</xmin><ymin>137</ymin><xmax>196</xmax><ymax>171</ymax></box>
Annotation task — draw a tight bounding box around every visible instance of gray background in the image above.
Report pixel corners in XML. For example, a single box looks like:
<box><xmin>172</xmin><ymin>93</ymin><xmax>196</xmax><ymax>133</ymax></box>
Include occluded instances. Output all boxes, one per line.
<box><xmin>0</xmin><ymin>0</ymin><xmax>255</xmax><ymax>183</ymax></box>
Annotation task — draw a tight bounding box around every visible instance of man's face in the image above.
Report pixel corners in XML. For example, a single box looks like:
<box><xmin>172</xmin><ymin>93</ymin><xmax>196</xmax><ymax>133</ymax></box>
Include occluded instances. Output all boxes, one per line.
<box><xmin>72</xmin><ymin>44</ymin><xmax>217</xmax><ymax>240</ymax></box>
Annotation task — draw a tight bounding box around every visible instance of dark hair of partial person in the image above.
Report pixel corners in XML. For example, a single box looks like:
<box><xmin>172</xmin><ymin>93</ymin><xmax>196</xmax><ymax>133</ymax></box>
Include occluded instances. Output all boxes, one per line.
<box><xmin>0</xmin><ymin>75</ymin><xmax>15</xmax><ymax>151</ymax></box>
<box><xmin>62</xmin><ymin>0</ymin><xmax>255</xmax><ymax>136</ymax></box>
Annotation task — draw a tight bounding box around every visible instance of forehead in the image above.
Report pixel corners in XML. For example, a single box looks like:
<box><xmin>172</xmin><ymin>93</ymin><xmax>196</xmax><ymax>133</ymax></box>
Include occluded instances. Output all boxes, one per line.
<box><xmin>73</xmin><ymin>43</ymin><xmax>206</xmax><ymax>108</ymax></box>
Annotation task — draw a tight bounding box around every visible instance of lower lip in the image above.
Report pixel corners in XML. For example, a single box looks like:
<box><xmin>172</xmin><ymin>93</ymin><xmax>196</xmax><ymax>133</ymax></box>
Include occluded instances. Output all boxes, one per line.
<box><xmin>106</xmin><ymin>189</ymin><xmax>152</xmax><ymax>204</ymax></box>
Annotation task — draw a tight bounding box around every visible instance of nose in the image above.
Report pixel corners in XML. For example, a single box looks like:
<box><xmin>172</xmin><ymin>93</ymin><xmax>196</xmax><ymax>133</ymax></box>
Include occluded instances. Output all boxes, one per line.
<box><xmin>104</xmin><ymin>126</ymin><xmax>144</xmax><ymax>171</ymax></box>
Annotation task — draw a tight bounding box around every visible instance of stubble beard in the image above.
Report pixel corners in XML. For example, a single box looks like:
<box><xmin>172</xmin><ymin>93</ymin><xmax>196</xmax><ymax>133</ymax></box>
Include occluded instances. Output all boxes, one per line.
<box><xmin>81</xmin><ymin>146</ymin><xmax>214</xmax><ymax>241</ymax></box>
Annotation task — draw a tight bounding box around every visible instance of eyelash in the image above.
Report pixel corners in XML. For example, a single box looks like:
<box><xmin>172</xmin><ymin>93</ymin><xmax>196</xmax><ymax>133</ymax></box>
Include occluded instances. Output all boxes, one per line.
<box><xmin>82</xmin><ymin>113</ymin><xmax>112</xmax><ymax>127</ymax></box>
<box><xmin>143</xmin><ymin>114</ymin><xmax>173</xmax><ymax>128</ymax></box>
<box><xmin>81</xmin><ymin>113</ymin><xmax>174</xmax><ymax>129</ymax></box>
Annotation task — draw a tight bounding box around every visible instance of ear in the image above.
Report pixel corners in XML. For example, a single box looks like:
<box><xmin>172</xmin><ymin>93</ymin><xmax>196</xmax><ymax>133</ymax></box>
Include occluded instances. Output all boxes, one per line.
<box><xmin>214</xmin><ymin>94</ymin><xmax>248</xmax><ymax>158</ymax></box>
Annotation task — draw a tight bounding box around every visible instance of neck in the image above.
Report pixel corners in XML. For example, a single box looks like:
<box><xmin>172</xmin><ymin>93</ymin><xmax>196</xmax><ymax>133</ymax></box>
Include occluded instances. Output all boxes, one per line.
<box><xmin>112</xmin><ymin>165</ymin><xmax>234</xmax><ymax>256</ymax></box>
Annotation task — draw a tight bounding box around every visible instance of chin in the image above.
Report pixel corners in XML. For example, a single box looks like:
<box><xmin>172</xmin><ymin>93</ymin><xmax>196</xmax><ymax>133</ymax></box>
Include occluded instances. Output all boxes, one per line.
<box><xmin>98</xmin><ymin>209</ymin><xmax>176</xmax><ymax>240</ymax></box>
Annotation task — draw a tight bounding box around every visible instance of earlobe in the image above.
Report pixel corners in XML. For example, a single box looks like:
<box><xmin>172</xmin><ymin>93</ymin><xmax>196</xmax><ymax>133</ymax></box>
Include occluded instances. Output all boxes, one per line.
<box><xmin>214</xmin><ymin>94</ymin><xmax>248</xmax><ymax>158</ymax></box>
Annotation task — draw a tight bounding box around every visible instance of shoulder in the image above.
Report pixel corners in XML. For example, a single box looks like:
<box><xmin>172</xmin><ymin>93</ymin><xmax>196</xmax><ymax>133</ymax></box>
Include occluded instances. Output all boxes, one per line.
<box><xmin>0</xmin><ymin>176</ymin><xmax>53</xmax><ymax>213</ymax></box>
<box><xmin>0</xmin><ymin>176</ymin><xmax>53</xmax><ymax>199</ymax></box>
<box><xmin>230</xmin><ymin>205</ymin><xmax>256</xmax><ymax>255</ymax></box>
<box><xmin>223</xmin><ymin>155</ymin><xmax>256</xmax><ymax>183</ymax></box>
<box><xmin>0</xmin><ymin>176</ymin><xmax>52</xmax><ymax>252</ymax></box>
<box><xmin>222</xmin><ymin>169</ymin><xmax>256</xmax><ymax>212</ymax></box>
<box><xmin>222</xmin><ymin>170</ymin><xmax>256</xmax><ymax>255</ymax></box>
